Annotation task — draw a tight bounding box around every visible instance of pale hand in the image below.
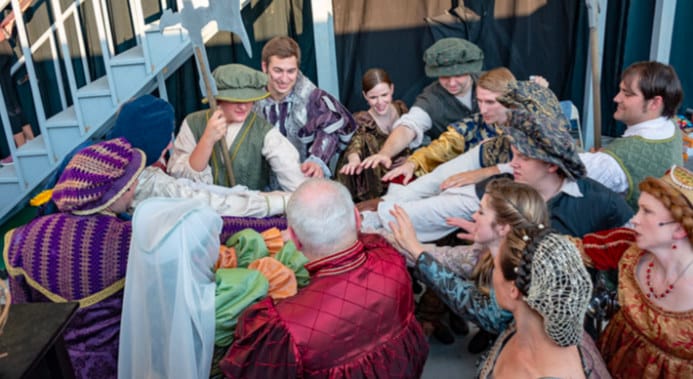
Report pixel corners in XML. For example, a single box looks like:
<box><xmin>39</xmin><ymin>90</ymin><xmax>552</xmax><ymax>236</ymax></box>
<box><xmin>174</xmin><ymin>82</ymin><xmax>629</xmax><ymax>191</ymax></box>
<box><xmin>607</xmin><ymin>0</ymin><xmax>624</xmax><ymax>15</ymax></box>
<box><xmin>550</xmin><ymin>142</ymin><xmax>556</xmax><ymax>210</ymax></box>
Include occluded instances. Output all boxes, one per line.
<box><xmin>388</xmin><ymin>205</ymin><xmax>425</xmax><ymax>261</ymax></box>
<box><xmin>382</xmin><ymin>161</ymin><xmax>416</xmax><ymax>184</ymax></box>
<box><xmin>530</xmin><ymin>75</ymin><xmax>549</xmax><ymax>88</ymax></box>
<box><xmin>201</xmin><ymin>110</ymin><xmax>228</xmax><ymax>145</ymax></box>
<box><xmin>440</xmin><ymin>168</ymin><xmax>489</xmax><ymax>190</ymax></box>
<box><xmin>446</xmin><ymin>217</ymin><xmax>476</xmax><ymax>242</ymax></box>
<box><xmin>359</xmin><ymin>153</ymin><xmax>392</xmax><ymax>170</ymax></box>
<box><xmin>339</xmin><ymin>154</ymin><xmax>362</xmax><ymax>175</ymax></box>
<box><xmin>301</xmin><ymin>161</ymin><xmax>324</xmax><ymax>178</ymax></box>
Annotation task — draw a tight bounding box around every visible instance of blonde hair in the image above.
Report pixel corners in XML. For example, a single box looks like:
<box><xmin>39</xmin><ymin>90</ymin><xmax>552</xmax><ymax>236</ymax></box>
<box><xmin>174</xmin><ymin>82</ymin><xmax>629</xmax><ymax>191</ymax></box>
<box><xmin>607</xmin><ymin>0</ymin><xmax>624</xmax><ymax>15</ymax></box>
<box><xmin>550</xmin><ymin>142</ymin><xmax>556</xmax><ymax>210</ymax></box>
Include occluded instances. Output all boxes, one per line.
<box><xmin>477</xmin><ymin>67</ymin><xmax>516</xmax><ymax>94</ymax></box>
<box><xmin>471</xmin><ymin>178</ymin><xmax>549</xmax><ymax>294</ymax></box>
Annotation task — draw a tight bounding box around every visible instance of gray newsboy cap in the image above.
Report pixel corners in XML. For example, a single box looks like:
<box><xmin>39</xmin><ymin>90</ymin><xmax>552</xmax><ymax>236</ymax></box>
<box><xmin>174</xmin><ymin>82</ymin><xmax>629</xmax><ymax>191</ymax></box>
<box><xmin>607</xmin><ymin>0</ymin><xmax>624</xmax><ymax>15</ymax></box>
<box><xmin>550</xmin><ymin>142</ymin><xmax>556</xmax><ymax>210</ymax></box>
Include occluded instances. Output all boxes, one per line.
<box><xmin>423</xmin><ymin>38</ymin><xmax>483</xmax><ymax>77</ymax></box>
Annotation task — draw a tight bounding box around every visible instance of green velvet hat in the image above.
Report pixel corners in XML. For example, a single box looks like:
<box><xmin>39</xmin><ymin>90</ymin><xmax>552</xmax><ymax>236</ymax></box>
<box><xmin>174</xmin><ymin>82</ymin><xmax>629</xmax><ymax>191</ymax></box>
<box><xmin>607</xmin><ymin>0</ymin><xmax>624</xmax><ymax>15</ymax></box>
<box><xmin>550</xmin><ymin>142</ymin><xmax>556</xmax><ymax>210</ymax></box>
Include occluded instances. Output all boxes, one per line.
<box><xmin>205</xmin><ymin>64</ymin><xmax>270</xmax><ymax>103</ymax></box>
<box><xmin>423</xmin><ymin>38</ymin><xmax>484</xmax><ymax>78</ymax></box>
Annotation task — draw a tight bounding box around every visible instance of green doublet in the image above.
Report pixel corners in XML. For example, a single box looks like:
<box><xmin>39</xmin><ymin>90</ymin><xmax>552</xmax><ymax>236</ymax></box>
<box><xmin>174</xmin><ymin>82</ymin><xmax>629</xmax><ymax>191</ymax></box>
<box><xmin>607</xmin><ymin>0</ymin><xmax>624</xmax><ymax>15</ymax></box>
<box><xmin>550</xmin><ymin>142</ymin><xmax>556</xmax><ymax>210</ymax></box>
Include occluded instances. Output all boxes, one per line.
<box><xmin>186</xmin><ymin>110</ymin><xmax>272</xmax><ymax>190</ymax></box>
<box><xmin>603</xmin><ymin>124</ymin><xmax>683</xmax><ymax>209</ymax></box>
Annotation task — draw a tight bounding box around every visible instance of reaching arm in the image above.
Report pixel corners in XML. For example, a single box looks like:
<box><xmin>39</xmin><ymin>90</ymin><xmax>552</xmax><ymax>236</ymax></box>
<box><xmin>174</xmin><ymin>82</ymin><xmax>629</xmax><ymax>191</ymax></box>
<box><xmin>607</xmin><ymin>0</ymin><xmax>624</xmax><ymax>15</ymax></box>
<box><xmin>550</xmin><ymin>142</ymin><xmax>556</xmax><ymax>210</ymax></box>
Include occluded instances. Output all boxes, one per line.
<box><xmin>360</xmin><ymin>126</ymin><xmax>416</xmax><ymax>170</ymax></box>
<box><xmin>407</xmin><ymin>126</ymin><xmax>469</xmax><ymax>175</ymax></box>
<box><xmin>415</xmin><ymin>253</ymin><xmax>513</xmax><ymax>334</ymax></box>
<box><xmin>440</xmin><ymin>166</ymin><xmax>501</xmax><ymax>191</ymax></box>
<box><xmin>263</xmin><ymin>129</ymin><xmax>307</xmax><ymax>191</ymax></box>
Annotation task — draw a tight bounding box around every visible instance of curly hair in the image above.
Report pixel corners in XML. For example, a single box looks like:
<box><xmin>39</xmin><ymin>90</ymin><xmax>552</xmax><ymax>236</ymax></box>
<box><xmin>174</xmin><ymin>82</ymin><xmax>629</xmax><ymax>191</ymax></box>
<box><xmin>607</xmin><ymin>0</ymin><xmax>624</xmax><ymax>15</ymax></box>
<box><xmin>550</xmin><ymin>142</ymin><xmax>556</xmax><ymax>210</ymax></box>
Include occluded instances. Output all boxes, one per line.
<box><xmin>471</xmin><ymin>178</ymin><xmax>549</xmax><ymax>294</ymax></box>
<box><xmin>640</xmin><ymin>177</ymin><xmax>693</xmax><ymax>245</ymax></box>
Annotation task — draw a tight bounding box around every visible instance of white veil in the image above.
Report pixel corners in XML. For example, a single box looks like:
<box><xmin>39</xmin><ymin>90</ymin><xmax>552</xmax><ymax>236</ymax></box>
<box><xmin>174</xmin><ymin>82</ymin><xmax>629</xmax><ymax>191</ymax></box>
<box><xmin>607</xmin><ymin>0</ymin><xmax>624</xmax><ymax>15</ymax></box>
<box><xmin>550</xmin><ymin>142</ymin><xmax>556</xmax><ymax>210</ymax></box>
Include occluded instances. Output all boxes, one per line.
<box><xmin>118</xmin><ymin>197</ymin><xmax>222</xmax><ymax>379</ymax></box>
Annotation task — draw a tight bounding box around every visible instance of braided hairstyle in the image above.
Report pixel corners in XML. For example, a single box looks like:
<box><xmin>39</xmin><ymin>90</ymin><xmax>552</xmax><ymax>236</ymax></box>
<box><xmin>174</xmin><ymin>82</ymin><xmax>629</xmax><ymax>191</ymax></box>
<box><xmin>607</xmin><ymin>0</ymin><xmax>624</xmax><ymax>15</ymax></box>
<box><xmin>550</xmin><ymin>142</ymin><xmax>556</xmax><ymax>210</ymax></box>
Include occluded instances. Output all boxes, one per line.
<box><xmin>471</xmin><ymin>178</ymin><xmax>549</xmax><ymax>294</ymax></box>
<box><xmin>640</xmin><ymin>177</ymin><xmax>693</xmax><ymax>246</ymax></box>
<box><xmin>502</xmin><ymin>226</ymin><xmax>555</xmax><ymax>296</ymax></box>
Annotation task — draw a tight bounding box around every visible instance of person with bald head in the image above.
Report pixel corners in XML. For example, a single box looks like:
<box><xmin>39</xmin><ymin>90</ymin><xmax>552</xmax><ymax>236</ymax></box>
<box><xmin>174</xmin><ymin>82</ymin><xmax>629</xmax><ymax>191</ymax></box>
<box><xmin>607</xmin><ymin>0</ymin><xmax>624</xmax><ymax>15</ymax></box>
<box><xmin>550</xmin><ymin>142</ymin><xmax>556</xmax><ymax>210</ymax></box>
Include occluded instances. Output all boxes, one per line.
<box><xmin>220</xmin><ymin>179</ymin><xmax>428</xmax><ymax>378</ymax></box>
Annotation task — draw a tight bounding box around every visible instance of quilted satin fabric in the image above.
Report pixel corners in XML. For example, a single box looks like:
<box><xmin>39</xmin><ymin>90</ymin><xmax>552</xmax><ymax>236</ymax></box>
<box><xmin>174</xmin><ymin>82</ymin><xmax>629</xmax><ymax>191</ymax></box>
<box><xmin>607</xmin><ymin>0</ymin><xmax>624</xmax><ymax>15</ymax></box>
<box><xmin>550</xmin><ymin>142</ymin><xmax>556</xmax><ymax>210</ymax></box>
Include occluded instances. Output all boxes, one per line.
<box><xmin>220</xmin><ymin>233</ymin><xmax>429</xmax><ymax>378</ymax></box>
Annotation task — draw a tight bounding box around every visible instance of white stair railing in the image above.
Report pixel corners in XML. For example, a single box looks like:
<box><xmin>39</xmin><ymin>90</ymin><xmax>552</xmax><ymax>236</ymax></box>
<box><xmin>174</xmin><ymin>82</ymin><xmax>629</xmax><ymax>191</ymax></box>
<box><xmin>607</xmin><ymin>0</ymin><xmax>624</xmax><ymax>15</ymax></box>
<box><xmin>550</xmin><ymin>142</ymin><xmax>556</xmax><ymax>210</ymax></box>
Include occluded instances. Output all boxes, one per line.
<box><xmin>0</xmin><ymin>0</ymin><xmax>198</xmax><ymax>222</ymax></box>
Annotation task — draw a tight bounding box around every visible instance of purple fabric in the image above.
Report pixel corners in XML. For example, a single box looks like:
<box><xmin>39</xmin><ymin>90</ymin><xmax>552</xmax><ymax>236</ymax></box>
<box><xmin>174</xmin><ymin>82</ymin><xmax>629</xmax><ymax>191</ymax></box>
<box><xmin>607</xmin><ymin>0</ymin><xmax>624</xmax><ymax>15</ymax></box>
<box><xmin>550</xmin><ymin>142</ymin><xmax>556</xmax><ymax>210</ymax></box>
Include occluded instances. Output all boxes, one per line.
<box><xmin>5</xmin><ymin>212</ymin><xmax>131</xmax><ymax>379</ymax></box>
<box><xmin>63</xmin><ymin>295</ymin><xmax>123</xmax><ymax>378</ymax></box>
<box><xmin>299</xmin><ymin>89</ymin><xmax>357</xmax><ymax>164</ymax></box>
<box><xmin>267</xmin><ymin>101</ymin><xmax>291</xmax><ymax>136</ymax></box>
<box><xmin>221</xmin><ymin>216</ymin><xmax>287</xmax><ymax>243</ymax></box>
<box><xmin>6</xmin><ymin>213</ymin><xmax>130</xmax><ymax>299</ymax></box>
<box><xmin>52</xmin><ymin>138</ymin><xmax>144</xmax><ymax>214</ymax></box>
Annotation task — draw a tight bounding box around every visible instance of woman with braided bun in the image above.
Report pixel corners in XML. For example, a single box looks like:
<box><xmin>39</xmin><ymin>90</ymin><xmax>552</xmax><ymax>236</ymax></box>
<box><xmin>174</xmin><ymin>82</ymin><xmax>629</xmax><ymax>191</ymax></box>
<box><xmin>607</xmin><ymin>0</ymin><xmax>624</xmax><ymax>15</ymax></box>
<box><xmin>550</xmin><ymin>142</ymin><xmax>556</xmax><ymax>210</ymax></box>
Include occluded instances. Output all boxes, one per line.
<box><xmin>580</xmin><ymin>165</ymin><xmax>693</xmax><ymax>378</ymax></box>
<box><xmin>478</xmin><ymin>225</ymin><xmax>609</xmax><ymax>378</ymax></box>
<box><xmin>388</xmin><ymin>178</ymin><xmax>550</xmax><ymax>346</ymax></box>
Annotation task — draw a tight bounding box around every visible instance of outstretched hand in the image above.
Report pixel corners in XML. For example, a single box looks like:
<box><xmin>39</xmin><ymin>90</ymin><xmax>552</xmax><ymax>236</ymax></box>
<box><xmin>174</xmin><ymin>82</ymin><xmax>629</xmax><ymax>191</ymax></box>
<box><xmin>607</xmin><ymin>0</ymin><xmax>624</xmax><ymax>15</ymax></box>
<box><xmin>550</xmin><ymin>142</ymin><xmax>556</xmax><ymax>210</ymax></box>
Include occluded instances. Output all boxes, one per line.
<box><xmin>339</xmin><ymin>154</ymin><xmax>362</xmax><ymax>175</ymax></box>
<box><xmin>359</xmin><ymin>154</ymin><xmax>392</xmax><ymax>171</ymax></box>
<box><xmin>440</xmin><ymin>166</ymin><xmax>499</xmax><ymax>191</ymax></box>
<box><xmin>388</xmin><ymin>205</ymin><xmax>425</xmax><ymax>261</ymax></box>
<box><xmin>382</xmin><ymin>161</ymin><xmax>416</xmax><ymax>184</ymax></box>
<box><xmin>301</xmin><ymin>161</ymin><xmax>324</xmax><ymax>178</ymax></box>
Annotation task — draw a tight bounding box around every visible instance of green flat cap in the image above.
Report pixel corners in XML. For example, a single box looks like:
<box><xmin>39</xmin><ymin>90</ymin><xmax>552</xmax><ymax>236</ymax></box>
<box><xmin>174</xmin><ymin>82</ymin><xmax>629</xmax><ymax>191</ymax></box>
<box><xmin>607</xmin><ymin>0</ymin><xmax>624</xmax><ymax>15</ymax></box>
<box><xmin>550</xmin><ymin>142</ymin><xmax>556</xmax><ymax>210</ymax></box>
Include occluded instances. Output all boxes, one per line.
<box><xmin>205</xmin><ymin>63</ymin><xmax>270</xmax><ymax>103</ymax></box>
<box><xmin>423</xmin><ymin>38</ymin><xmax>484</xmax><ymax>77</ymax></box>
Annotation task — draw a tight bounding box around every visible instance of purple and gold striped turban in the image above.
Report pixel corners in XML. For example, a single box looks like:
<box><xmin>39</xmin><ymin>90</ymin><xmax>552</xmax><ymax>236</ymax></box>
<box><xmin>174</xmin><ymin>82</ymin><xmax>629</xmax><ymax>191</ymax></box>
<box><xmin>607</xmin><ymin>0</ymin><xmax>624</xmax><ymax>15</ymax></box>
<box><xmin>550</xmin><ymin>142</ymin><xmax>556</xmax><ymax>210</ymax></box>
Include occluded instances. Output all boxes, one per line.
<box><xmin>52</xmin><ymin>137</ymin><xmax>145</xmax><ymax>215</ymax></box>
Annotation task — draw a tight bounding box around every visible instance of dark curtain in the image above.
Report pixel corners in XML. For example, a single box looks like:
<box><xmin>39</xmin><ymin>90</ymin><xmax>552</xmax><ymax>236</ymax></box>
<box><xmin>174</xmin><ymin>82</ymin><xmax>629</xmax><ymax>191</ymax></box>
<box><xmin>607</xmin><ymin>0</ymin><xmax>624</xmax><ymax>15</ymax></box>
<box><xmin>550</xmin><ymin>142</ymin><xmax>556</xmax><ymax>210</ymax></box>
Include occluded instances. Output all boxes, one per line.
<box><xmin>333</xmin><ymin>1</ymin><xmax>450</xmax><ymax>112</ymax></box>
<box><xmin>334</xmin><ymin>0</ymin><xmax>585</xmax><ymax>113</ymax></box>
<box><xmin>671</xmin><ymin>0</ymin><xmax>693</xmax><ymax>114</ymax></box>
<box><xmin>6</xmin><ymin>0</ymin><xmax>691</xmax><ymax>156</ymax></box>
<box><xmin>598</xmin><ymin>0</ymin><xmax>630</xmax><ymax>137</ymax></box>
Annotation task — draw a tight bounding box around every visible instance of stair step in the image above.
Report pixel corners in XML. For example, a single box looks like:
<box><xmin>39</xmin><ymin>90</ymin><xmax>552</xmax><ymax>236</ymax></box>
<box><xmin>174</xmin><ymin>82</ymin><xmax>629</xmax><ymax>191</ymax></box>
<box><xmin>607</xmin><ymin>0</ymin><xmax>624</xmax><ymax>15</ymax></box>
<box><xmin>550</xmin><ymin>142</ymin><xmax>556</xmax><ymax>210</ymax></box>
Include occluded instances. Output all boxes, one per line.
<box><xmin>45</xmin><ymin>106</ymin><xmax>78</xmax><ymax>128</ymax></box>
<box><xmin>44</xmin><ymin>106</ymin><xmax>86</xmax><ymax>159</ymax></box>
<box><xmin>0</xmin><ymin>163</ymin><xmax>19</xmax><ymax>183</ymax></box>
<box><xmin>78</xmin><ymin>76</ymin><xmax>111</xmax><ymax>98</ymax></box>
<box><xmin>111</xmin><ymin>45</ymin><xmax>145</xmax><ymax>66</ymax></box>
<box><xmin>15</xmin><ymin>135</ymin><xmax>48</xmax><ymax>157</ymax></box>
<box><xmin>0</xmin><ymin>164</ymin><xmax>22</xmax><ymax>212</ymax></box>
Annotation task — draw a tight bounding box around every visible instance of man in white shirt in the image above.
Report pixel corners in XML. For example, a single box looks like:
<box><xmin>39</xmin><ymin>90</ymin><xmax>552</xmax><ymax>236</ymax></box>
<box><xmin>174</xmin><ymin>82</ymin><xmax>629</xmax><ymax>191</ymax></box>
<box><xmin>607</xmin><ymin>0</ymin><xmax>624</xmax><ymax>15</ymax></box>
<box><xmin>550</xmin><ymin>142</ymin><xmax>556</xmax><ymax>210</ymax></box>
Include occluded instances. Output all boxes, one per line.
<box><xmin>438</xmin><ymin>61</ymin><xmax>684</xmax><ymax>210</ymax></box>
<box><xmin>579</xmin><ymin>60</ymin><xmax>683</xmax><ymax>209</ymax></box>
<box><xmin>169</xmin><ymin>64</ymin><xmax>306</xmax><ymax>192</ymax></box>
<box><xmin>359</xmin><ymin>37</ymin><xmax>484</xmax><ymax>171</ymax></box>
<box><xmin>254</xmin><ymin>36</ymin><xmax>357</xmax><ymax>178</ymax></box>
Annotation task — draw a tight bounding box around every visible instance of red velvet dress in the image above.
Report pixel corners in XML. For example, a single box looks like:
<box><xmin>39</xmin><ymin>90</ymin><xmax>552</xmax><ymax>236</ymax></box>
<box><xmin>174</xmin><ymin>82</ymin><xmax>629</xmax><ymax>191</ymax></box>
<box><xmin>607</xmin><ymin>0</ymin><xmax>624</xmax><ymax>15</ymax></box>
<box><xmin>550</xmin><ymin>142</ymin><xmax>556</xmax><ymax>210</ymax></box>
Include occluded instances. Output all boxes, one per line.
<box><xmin>220</xmin><ymin>234</ymin><xmax>429</xmax><ymax>378</ymax></box>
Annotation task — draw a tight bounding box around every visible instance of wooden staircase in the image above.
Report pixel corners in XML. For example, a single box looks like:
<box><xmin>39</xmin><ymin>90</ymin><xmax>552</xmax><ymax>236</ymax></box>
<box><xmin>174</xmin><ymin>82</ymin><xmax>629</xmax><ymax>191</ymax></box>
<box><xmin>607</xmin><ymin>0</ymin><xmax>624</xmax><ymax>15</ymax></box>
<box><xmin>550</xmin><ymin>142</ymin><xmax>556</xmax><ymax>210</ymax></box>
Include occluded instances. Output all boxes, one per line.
<box><xmin>0</xmin><ymin>0</ymin><xmax>247</xmax><ymax>223</ymax></box>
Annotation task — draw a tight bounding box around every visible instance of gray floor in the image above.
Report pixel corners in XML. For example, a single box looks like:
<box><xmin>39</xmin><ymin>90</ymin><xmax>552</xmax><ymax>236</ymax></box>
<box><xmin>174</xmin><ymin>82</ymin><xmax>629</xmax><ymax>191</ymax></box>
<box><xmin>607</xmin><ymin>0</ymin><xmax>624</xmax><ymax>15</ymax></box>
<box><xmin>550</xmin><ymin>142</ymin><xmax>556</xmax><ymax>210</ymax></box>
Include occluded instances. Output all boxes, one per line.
<box><xmin>421</xmin><ymin>323</ymin><xmax>482</xmax><ymax>378</ymax></box>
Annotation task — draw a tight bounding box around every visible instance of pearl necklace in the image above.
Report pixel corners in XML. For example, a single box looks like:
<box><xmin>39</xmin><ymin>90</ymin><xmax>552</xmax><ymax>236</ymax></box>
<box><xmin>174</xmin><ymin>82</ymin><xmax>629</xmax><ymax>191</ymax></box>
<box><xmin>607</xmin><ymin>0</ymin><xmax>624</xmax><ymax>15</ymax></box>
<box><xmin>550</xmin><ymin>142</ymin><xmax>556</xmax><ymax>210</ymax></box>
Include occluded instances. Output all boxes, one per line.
<box><xmin>645</xmin><ymin>257</ymin><xmax>693</xmax><ymax>299</ymax></box>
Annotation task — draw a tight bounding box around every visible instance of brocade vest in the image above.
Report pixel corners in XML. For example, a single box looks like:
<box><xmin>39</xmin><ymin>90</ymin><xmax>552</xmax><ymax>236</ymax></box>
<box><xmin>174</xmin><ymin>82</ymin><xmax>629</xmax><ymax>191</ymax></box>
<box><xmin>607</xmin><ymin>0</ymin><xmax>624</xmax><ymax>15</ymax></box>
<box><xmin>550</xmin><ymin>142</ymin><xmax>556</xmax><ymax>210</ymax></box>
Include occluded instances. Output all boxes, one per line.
<box><xmin>186</xmin><ymin>110</ymin><xmax>272</xmax><ymax>190</ymax></box>
<box><xmin>603</xmin><ymin>124</ymin><xmax>683</xmax><ymax>209</ymax></box>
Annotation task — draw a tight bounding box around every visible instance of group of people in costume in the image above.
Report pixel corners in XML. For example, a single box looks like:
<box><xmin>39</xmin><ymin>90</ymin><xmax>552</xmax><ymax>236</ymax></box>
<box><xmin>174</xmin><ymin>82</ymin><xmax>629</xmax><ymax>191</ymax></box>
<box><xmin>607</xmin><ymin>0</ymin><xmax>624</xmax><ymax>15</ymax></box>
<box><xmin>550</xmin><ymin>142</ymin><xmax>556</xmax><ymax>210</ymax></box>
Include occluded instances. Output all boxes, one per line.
<box><xmin>2</xmin><ymin>32</ymin><xmax>691</xmax><ymax>379</ymax></box>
